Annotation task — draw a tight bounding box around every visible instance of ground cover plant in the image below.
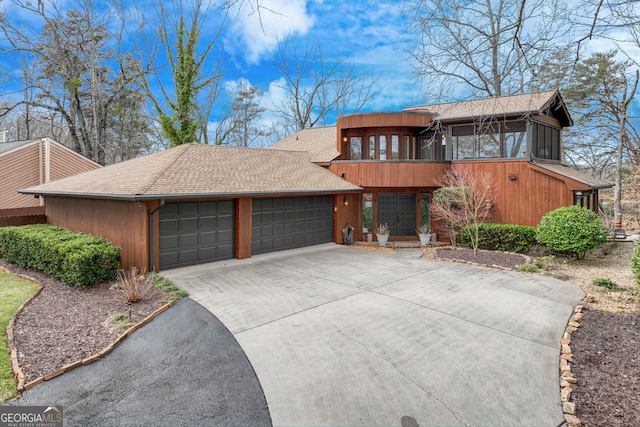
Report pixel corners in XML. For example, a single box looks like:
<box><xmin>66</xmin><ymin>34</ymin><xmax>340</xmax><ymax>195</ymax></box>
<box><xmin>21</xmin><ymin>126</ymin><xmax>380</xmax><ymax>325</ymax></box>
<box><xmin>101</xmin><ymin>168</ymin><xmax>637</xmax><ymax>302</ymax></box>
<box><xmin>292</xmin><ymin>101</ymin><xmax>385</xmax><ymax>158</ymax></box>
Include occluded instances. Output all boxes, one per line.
<box><xmin>0</xmin><ymin>271</ymin><xmax>38</xmax><ymax>401</ymax></box>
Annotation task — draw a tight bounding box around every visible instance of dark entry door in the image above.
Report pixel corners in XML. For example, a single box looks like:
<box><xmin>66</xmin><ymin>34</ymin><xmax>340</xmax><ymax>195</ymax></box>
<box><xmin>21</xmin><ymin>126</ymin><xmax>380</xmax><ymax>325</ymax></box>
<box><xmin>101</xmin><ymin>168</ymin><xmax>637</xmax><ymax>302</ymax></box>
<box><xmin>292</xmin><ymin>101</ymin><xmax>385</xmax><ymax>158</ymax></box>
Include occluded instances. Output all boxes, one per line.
<box><xmin>378</xmin><ymin>194</ymin><xmax>416</xmax><ymax>236</ymax></box>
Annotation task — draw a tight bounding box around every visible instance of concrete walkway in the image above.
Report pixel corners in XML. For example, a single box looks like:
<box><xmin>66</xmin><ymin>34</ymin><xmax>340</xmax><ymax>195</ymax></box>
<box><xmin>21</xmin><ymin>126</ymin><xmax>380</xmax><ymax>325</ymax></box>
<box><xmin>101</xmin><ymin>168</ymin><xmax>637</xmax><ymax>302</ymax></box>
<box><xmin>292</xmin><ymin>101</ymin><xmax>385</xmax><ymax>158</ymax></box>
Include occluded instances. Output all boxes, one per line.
<box><xmin>165</xmin><ymin>244</ymin><xmax>584</xmax><ymax>427</ymax></box>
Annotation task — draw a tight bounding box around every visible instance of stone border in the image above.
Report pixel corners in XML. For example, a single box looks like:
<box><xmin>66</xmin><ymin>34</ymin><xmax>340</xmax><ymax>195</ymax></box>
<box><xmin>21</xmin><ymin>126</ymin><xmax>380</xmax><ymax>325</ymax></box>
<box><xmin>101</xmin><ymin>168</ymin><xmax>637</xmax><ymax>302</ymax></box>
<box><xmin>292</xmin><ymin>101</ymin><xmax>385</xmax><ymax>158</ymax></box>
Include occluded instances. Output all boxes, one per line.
<box><xmin>559</xmin><ymin>305</ymin><xmax>583</xmax><ymax>427</ymax></box>
<box><xmin>0</xmin><ymin>265</ymin><xmax>175</xmax><ymax>393</ymax></box>
<box><xmin>430</xmin><ymin>246</ymin><xmax>532</xmax><ymax>271</ymax></box>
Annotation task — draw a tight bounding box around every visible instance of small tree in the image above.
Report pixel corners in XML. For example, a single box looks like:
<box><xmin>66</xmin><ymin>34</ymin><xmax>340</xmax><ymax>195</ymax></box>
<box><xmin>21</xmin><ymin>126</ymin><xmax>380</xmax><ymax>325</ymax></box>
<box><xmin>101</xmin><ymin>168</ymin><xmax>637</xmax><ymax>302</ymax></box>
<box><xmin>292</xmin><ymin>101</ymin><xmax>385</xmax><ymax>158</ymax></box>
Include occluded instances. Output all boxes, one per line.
<box><xmin>431</xmin><ymin>165</ymin><xmax>493</xmax><ymax>254</ymax></box>
<box><xmin>535</xmin><ymin>206</ymin><xmax>607</xmax><ymax>260</ymax></box>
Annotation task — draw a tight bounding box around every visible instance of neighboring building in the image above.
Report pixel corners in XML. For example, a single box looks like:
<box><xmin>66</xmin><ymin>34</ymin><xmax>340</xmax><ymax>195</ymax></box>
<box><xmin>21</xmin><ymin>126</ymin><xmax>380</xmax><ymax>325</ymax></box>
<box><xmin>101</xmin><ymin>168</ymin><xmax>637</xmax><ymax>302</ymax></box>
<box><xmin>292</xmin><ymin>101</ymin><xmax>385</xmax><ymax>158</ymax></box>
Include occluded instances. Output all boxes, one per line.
<box><xmin>21</xmin><ymin>144</ymin><xmax>361</xmax><ymax>271</ymax></box>
<box><xmin>273</xmin><ymin>90</ymin><xmax>612</xmax><ymax>242</ymax></box>
<box><xmin>0</xmin><ymin>138</ymin><xmax>100</xmax><ymax>210</ymax></box>
<box><xmin>21</xmin><ymin>90</ymin><xmax>612</xmax><ymax>271</ymax></box>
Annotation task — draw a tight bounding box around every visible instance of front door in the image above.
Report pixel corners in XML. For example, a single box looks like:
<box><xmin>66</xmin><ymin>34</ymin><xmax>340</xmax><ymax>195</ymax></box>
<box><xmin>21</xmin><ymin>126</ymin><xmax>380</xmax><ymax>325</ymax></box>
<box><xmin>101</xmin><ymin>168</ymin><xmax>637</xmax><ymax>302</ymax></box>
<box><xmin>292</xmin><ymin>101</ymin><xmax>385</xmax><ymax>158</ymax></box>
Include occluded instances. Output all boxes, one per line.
<box><xmin>378</xmin><ymin>194</ymin><xmax>416</xmax><ymax>236</ymax></box>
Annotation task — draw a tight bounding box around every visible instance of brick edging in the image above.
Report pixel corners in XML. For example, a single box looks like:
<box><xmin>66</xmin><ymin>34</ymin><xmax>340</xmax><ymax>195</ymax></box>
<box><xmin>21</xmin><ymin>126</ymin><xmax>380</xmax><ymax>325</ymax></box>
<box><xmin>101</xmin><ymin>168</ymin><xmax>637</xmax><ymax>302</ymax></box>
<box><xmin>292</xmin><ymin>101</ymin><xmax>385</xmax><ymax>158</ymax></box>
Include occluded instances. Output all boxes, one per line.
<box><xmin>559</xmin><ymin>305</ymin><xmax>584</xmax><ymax>427</ymax></box>
<box><xmin>1</xmin><ymin>266</ymin><xmax>177</xmax><ymax>393</ymax></box>
<box><xmin>429</xmin><ymin>246</ymin><xmax>532</xmax><ymax>271</ymax></box>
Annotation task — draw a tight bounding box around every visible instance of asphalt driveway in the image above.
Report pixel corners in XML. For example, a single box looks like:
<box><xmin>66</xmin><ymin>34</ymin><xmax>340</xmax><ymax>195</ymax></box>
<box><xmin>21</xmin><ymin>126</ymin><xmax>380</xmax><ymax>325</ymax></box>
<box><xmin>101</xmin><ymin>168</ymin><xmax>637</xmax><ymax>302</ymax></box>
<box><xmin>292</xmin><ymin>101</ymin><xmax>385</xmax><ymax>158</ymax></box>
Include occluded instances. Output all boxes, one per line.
<box><xmin>164</xmin><ymin>244</ymin><xmax>584</xmax><ymax>427</ymax></box>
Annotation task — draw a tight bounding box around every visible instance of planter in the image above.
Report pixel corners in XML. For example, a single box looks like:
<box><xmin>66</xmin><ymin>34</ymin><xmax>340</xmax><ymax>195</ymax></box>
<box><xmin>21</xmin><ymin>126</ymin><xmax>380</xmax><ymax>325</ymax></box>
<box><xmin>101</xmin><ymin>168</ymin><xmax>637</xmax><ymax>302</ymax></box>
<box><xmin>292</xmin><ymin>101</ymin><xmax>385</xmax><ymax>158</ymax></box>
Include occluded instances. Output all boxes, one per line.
<box><xmin>367</xmin><ymin>233</ymin><xmax>373</xmax><ymax>243</ymax></box>
<box><xmin>419</xmin><ymin>233</ymin><xmax>431</xmax><ymax>246</ymax></box>
<box><xmin>376</xmin><ymin>233</ymin><xmax>389</xmax><ymax>246</ymax></box>
<box><xmin>431</xmin><ymin>233</ymin><xmax>437</xmax><ymax>242</ymax></box>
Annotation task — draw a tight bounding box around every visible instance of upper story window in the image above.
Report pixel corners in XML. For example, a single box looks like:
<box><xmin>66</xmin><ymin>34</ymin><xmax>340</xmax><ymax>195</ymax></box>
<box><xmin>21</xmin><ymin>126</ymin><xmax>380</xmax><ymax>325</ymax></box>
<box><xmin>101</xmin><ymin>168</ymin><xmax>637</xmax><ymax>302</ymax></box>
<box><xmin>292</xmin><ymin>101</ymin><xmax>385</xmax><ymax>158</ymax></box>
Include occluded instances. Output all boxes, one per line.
<box><xmin>530</xmin><ymin>121</ymin><xmax>560</xmax><ymax>160</ymax></box>
<box><xmin>350</xmin><ymin>137</ymin><xmax>362</xmax><ymax>160</ymax></box>
<box><xmin>451</xmin><ymin>121</ymin><xmax>532</xmax><ymax>160</ymax></box>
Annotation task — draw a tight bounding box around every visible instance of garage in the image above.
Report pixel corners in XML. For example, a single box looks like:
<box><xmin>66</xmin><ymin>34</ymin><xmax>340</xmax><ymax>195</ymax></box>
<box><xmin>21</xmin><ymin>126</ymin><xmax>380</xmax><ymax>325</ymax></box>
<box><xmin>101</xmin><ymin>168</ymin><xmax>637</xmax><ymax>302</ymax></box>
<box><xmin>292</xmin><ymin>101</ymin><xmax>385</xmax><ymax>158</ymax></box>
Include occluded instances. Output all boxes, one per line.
<box><xmin>252</xmin><ymin>196</ymin><xmax>333</xmax><ymax>255</ymax></box>
<box><xmin>159</xmin><ymin>200</ymin><xmax>235</xmax><ymax>270</ymax></box>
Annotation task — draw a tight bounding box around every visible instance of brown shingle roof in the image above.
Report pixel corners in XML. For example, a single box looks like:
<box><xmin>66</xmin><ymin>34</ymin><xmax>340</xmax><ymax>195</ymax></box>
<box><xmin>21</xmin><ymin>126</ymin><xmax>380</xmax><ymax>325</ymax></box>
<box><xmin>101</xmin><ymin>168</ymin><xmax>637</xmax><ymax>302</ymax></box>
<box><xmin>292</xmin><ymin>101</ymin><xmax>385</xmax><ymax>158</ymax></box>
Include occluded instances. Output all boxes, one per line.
<box><xmin>20</xmin><ymin>144</ymin><xmax>361</xmax><ymax>199</ymax></box>
<box><xmin>530</xmin><ymin>161</ymin><xmax>613</xmax><ymax>190</ymax></box>
<box><xmin>405</xmin><ymin>90</ymin><xmax>572</xmax><ymax>127</ymax></box>
<box><xmin>268</xmin><ymin>126</ymin><xmax>339</xmax><ymax>163</ymax></box>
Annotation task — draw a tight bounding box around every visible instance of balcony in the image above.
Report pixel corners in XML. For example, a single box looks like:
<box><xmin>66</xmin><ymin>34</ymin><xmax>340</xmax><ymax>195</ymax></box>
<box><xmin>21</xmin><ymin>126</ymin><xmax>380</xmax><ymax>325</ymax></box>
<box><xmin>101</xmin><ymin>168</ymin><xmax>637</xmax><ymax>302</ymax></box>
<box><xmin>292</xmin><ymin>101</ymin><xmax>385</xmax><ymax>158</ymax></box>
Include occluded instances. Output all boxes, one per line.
<box><xmin>329</xmin><ymin>160</ymin><xmax>450</xmax><ymax>189</ymax></box>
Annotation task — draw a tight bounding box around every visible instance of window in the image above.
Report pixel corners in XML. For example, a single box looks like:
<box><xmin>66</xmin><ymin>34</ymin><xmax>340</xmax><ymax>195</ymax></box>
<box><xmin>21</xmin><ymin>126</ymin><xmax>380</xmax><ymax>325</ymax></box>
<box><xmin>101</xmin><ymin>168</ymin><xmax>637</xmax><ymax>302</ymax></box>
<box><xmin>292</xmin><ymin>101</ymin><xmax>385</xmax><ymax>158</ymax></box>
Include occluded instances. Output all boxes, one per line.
<box><xmin>531</xmin><ymin>121</ymin><xmax>560</xmax><ymax>160</ymax></box>
<box><xmin>404</xmin><ymin>136</ymin><xmax>412</xmax><ymax>159</ymax></box>
<box><xmin>451</xmin><ymin>121</ymin><xmax>529</xmax><ymax>159</ymax></box>
<box><xmin>379</xmin><ymin>135</ymin><xmax>387</xmax><ymax>160</ymax></box>
<box><xmin>350</xmin><ymin>137</ymin><xmax>362</xmax><ymax>160</ymax></box>
<box><xmin>363</xmin><ymin>193</ymin><xmax>373</xmax><ymax>232</ymax></box>
<box><xmin>368</xmin><ymin>136</ymin><xmax>375</xmax><ymax>159</ymax></box>
<box><xmin>391</xmin><ymin>135</ymin><xmax>399</xmax><ymax>159</ymax></box>
<box><xmin>420</xmin><ymin>137</ymin><xmax>434</xmax><ymax>160</ymax></box>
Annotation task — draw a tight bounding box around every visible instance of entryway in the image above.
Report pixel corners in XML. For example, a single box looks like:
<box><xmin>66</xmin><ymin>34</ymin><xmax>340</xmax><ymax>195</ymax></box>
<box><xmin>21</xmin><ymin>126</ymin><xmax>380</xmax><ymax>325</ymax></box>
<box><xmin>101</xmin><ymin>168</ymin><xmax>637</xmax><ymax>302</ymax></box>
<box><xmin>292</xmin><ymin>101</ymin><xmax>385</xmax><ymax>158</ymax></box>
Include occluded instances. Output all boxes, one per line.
<box><xmin>377</xmin><ymin>193</ymin><xmax>416</xmax><ymax>236</ymax></box>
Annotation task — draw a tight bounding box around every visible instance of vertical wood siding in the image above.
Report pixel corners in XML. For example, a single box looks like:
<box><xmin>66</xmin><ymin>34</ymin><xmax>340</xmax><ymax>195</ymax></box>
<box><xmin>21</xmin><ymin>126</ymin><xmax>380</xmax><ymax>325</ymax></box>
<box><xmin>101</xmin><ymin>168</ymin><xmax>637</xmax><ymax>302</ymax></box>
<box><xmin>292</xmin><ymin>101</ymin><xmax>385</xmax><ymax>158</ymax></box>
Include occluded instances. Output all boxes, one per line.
<box><xmin>45</xmin><ymin>196</ymin><xmax>149</xmax><ymax>270</ymax></box>
<box><xmin>329</xmin><ymin>161</ymin><xmax>450</xmax><ymax>188</ymax></box>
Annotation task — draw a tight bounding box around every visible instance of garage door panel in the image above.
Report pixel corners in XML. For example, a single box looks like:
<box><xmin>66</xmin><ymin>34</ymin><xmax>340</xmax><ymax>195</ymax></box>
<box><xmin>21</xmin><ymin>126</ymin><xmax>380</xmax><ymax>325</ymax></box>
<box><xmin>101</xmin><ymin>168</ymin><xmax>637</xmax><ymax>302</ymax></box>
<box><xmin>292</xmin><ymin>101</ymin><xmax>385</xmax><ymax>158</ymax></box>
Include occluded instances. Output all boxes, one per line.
<box><xmin>160</xmin><ymin>201</ymin><xmax>235</xmax><ymax>270</ymax></box>
<box><xmin>252</xmin><ymin>196</ymin><xmax>333</xmax><ymax>255</ymax></box>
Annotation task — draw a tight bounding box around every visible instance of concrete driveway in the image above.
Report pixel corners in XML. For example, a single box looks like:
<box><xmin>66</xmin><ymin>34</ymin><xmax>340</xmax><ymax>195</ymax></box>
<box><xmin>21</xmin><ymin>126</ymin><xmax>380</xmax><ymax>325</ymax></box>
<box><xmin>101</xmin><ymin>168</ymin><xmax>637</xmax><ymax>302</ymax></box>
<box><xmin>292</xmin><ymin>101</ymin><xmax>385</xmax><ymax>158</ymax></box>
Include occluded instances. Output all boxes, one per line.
<box><xmin>165</xmin><ymin>244</ymin><xmax>584</xmax><ymax>427</ymax></box>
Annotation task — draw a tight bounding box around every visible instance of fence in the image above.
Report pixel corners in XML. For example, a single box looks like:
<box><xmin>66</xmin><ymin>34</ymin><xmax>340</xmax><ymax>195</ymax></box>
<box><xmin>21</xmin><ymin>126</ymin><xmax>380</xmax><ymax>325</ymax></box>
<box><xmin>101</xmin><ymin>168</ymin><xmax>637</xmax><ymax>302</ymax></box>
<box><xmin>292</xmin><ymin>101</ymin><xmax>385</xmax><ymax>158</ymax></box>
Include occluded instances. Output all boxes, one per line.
<box><xmin>0</xmin><ymin>206</ymin><xmax>46</xmax><ymax>227</ymax></box>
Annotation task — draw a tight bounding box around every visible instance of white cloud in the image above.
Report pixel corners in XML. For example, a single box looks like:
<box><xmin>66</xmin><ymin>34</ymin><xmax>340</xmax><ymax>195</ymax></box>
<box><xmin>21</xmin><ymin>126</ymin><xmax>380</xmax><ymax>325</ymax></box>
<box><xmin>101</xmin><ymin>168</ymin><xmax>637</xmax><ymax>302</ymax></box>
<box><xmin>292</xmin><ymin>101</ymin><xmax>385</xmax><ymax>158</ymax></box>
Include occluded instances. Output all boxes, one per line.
<box><xmin>225</xmin><ymin>0</ymin><xmax>315</xmax><ymax>64</ymax></box>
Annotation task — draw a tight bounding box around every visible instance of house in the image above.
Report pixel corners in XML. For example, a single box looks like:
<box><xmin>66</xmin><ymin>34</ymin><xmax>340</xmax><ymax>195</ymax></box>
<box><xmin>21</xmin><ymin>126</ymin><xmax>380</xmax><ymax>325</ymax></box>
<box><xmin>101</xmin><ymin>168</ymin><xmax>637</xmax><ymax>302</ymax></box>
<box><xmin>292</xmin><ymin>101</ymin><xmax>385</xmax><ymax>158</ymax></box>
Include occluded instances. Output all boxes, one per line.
<box><xmin>273</xmin><ymin>90</ymin><xmax>612</xmax><ymax>242</ymax></box>
<box><xmin>20</xmin><ymin>144</ymin><xmax>361</xmax><ymax>271</ymax></box>
<box><xmin>0</xmin><ymin>138</ymin><xmax>101</xmax><ymax>211</ymax></box>
<box><xmin>20</xmin><ymin>90</ymin><xmax>611</xmax><ymax>272</ymax></box>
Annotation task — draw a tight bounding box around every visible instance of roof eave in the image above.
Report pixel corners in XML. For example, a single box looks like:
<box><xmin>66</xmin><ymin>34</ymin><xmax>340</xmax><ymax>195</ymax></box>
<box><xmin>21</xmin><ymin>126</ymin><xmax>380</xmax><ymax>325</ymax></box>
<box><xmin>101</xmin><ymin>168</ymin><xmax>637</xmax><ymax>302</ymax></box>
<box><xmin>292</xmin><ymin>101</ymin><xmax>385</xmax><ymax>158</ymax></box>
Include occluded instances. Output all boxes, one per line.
<box><xmin>19</xmin><ymin>188</ymin><xmax>364</xmax><ymax>201</ymax></box>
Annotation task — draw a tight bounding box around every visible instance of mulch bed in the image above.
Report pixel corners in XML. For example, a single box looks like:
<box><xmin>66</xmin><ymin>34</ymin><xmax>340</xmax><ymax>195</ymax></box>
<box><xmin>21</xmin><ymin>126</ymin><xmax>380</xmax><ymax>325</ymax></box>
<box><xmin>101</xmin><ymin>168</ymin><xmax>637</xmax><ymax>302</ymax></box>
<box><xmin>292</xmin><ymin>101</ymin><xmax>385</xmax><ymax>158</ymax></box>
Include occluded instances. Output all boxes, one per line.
<box><xmin>0</xmin><ymin>259</ymin><xmax>169</xmax><ymax>384</ymax></box>
<box><xmin>570</xmin><ymin>307</ymin><xmax>640</xmax><ymax>426</ymax></box>
<box><xmin>434</xmin><ymin>247</ymin><xmax>529</xmax><ymax>270</ymax></box>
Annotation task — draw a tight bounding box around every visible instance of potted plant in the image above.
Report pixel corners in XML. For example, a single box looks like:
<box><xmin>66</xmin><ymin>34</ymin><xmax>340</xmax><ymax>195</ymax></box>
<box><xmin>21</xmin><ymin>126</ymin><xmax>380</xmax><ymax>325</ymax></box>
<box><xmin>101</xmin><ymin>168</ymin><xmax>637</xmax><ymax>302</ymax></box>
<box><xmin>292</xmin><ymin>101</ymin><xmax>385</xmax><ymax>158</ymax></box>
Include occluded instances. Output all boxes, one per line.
<box><xmin>376</xmin><ymin>223</ymin><xmax>390</xmax><ymax>246</ymax></box>
<box><xmin>417</xmin><ymin>224</ymin><xmax>432</xmax><ymax>246</ymax></box>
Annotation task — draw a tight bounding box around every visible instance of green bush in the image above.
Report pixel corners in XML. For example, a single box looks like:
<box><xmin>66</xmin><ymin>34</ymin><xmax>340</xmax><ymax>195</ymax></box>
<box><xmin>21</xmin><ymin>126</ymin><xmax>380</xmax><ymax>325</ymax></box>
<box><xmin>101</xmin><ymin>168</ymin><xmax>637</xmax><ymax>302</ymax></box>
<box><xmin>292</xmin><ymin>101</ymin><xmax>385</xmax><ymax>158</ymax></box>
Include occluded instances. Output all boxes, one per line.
<box><xmin>535</xmin><ymin>206</ymin><xmax>607</xmax><ymax>260</ymax></box>
<box><xmin>0</xmin><ymin>224</ymin><xmax>121</xmax><ymax>287</ymax></box>
<box><xmin>460</xmin><ymin>223</ymin><xmax>537</xmax><ymax>253</ymax></box>
<box><xmin>632</xmin><ymin>240</ymin><xmax>640</xmax><ymax>286</ymax></box>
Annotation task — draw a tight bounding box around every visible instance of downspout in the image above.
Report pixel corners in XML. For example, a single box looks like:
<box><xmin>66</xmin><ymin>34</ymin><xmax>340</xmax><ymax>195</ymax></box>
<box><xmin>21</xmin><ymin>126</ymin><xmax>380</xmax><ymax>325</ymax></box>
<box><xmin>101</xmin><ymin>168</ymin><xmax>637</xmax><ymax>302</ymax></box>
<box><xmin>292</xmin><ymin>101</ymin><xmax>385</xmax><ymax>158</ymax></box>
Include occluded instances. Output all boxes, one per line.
<box><xmin>148</xmin><ymin>199</ymin><xmax>165</xmax><ymax>272</ymax></box>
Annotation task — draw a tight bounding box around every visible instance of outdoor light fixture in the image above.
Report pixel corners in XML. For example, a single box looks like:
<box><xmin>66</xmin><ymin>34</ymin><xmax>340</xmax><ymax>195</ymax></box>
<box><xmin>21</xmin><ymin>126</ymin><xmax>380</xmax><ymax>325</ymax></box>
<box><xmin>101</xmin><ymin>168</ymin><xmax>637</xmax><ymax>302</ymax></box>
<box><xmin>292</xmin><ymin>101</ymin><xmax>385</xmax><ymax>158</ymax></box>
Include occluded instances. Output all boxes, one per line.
<box><xmin>343</xmin><ymin>196</ymin><xmax>349</xmax><ymax>206</ymax></box>
<box><xmin>342</xmin><ymin>136</ymin><xmax>348</xmax><ymax>143</ymax></box>
<box><xmin>508</xmin><ymin>173</ymin><xmax>517</xmax><ymax>181</ymax></box>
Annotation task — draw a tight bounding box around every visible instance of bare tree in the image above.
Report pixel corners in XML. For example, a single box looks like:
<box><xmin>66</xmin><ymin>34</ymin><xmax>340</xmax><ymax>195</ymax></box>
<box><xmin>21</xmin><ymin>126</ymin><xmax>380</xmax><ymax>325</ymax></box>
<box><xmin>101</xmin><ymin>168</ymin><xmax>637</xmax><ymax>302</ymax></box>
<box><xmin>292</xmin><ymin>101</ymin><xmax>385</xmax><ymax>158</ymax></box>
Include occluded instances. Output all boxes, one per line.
<box><xmin>0</xmin><ymin>0</ymin><xmax>151</xmax><ymax>164</ymax></box>
<box><xmin>215</xmin><ymin>80</ymin><xmax>272</xmax><ymax>147</ymax></box>
<box><xmin>431</xmin><ymin>164</ymin><xmax>494</xmax><ymax>253</ymax></box>
<box><xmin>272</xmin><ymin>38</ymin><xmax>379</xmax><ymax>134</ymax></box>
<box><xmin>404</xmin><ymin>0</ymin><xmax>569</xmax><ymax>100</ymax></box>
<box><xmin>564</xmin><ymin>51</ymin><xmax>639</xmax><ymax>229</ymax></box>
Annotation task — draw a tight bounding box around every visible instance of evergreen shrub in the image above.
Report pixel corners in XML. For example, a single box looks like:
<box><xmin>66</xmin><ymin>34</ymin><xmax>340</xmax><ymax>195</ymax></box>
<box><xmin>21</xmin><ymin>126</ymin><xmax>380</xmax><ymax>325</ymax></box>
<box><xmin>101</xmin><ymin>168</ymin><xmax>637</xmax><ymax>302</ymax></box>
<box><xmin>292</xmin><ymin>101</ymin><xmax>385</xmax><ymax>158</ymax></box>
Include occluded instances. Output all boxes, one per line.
<box><xmin>0</xmin><ymin>224</ymin><xmax>121</xmax><ymax>287</ymax></box>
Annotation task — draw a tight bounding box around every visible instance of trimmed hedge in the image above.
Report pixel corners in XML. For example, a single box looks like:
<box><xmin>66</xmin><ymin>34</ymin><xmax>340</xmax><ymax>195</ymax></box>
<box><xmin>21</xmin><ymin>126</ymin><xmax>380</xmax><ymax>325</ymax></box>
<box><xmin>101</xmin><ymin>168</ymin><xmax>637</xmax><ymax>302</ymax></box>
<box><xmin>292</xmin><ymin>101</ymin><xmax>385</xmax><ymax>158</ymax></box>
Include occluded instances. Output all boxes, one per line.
<box><xmin>632</xmin><ymin>240</ymin><xmax>640</xmax><ymax>286</ymax></box>
<box><xmin>0</xmin><ymin>224</ymin><xmax>121</xmax><ymax>287</ymax></box>
<box><xmin>460</xmin><ymin>223</ymin><xmax>537</xmax><ymax>253</ymax></box>
<box><xmin>535</xmin><ymin>205</ymin><xmax>607</xmax><ymax>259</ymax></box>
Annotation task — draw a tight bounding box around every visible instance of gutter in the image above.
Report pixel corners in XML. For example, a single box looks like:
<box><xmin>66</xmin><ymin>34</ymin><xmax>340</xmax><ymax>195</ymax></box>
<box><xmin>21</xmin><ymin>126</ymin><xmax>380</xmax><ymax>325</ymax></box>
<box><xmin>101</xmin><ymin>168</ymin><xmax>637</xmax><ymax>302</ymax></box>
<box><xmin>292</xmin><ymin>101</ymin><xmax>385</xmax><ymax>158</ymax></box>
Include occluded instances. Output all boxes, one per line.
<box><xmin>148</xmin><ymin>199</ymin><xmax>165</xmax><ymax>273</ymax></box>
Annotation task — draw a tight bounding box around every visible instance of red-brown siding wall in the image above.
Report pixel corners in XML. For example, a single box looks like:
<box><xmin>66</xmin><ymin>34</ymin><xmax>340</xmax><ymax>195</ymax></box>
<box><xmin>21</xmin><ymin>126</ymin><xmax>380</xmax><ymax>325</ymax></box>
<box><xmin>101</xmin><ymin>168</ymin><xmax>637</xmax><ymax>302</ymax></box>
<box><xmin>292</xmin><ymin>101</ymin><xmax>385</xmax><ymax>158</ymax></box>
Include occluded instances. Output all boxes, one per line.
<box><xmin>45</xmin><ymin>196</ymin><xmax>149</xmax><ymax>270</ymax></box>
<box><xmin>451</xmin><ymin>160</ymin><xmax>575</xmax><ymax>227</ymax></box>
<box><xmin>329</xmin><ymin>161</ymin><xmax>450</xmax><ymax>188</ymax></box>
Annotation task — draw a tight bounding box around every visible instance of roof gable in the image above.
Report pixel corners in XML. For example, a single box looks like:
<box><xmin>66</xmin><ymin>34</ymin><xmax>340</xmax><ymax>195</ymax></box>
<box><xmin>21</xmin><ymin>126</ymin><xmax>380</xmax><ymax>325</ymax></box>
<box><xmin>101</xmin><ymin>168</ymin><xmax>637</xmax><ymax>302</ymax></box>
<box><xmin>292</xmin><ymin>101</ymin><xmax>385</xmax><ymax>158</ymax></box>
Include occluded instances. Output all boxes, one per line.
<box><xmin>404</xmin><ymin>90</ymin><xmax>572</xmax><ymax>127</ymax></box>
<box><xmin>21</xmin><ymin>144</ymin><xmax>361</xmax><ymax>199</ymax></box>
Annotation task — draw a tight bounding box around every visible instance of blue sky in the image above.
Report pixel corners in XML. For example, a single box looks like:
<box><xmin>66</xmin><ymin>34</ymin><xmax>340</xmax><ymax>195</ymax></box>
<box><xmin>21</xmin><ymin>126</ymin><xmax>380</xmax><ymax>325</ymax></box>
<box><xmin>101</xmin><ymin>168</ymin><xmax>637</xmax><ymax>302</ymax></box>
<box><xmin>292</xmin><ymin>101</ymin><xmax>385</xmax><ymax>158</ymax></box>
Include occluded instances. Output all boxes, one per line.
<box><xmin>217</xmin><ymin>0</ymin><xmax>420</xmax><ymax>120</ymax></box>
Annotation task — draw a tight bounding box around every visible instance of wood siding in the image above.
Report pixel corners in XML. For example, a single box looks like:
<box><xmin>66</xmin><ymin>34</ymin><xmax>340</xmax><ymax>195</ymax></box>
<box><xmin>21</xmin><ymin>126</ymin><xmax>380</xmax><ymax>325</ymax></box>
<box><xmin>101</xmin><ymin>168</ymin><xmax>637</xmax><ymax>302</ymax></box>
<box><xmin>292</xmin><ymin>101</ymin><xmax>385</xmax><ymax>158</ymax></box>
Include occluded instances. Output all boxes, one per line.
<box><xmin>0</xmin><ymin>139</ymin><xmax>100</xmax><ymax>210</ymax></box>
<box><xmin>0</xmin><ymin>144</ymin><xmax>41</xmax><ymax>209</ymax></box>
<box><xmin>338</xmin><ymin>113</ymin><xmax>432</xmax><ymax>129</ymax></box>
<box><xmin>452</xmin><ymin>160</ymin><xmax>574</xmax><ymax>227</ymax></box>
<box><xmin>329</xmin><ymin>161</ymin><xmax>450</xmax><ymax>188</ymax></box>
<box><xmin>45</xmin><ymin>196</ymin><xmax>149</xmax><ymax>270</ymax></box>
<box><xmin>236</xmin><ymin>197</ymin><xmax>252</xmax><ymax>259</ymax></box>
<box><xmin>334</xmin><ymin>193</ymin><xmax>362</xmax><ymax>244</ymax></box>
<box><xmin>47</xmin><ymin>140</ymin><xmax>100</xmax><ymax>180</ymax></box>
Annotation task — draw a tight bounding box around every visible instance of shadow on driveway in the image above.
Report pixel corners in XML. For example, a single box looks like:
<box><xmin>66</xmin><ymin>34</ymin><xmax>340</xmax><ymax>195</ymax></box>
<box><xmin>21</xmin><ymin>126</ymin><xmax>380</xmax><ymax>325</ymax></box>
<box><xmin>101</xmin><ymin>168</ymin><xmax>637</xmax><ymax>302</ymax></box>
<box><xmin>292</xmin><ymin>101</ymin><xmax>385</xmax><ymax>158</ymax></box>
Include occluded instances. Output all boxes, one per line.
<box><xmin>4</xmin><ymin>298</ymin><xmax>271</xmax><ymax>427</ymax></box>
